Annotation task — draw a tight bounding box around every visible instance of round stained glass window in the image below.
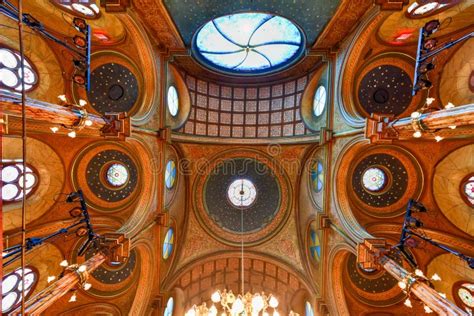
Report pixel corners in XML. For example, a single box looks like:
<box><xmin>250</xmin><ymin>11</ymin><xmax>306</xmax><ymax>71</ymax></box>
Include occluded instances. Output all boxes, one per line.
<box><xmin>165</xmin><ymin>160</ymin><xmax>177</xmax><ymax>189</ymax></box>
<box><xmin>362</xmin><ymin>167</ymin><xmax>387</xmax><ymax>192</ymax></box>
<box><xmin>2</xmin><ymin>267</ymin><xmax>38</xmax><ymax>314</ymax></box>
<box><xmin>164</xmin><ymin>297</ymin><xmax>174</xmax><ymax>316</ymax></box>
<box><xmin>106</xmin><ymin>163</ymin><xmax>129</xmax><ymax>187</ymax></box>
<box><xmin>313</xmin><ymin>86</ymin><xmax>326</xmax><ymax>117</ymax></box>
<box><xmin>1</xmin><ymin>163</ymin><xmax>37</xmax><ymax>202</ymax></box>
<box><xmin>167</xmin><ymin>86</ymin><xmax>179</xmax><ymax>116</ymax></box>
<box><xmin>193</xmin><ymin>12</ymin><xmax>305</xmax><ymax>75</ymax></box>
<box><xmin>311</xmin><ymin>161</ymin><xmax>324</xmax><ymax>193</ymax></box>
<box><xmin>462</xmin><ymin>176</ymin><xmax>474</xmax><ymax>205</ymax></box>
<box><xmin>162</xmin><ymin>228</ymin><xmax>174</xmax><ymax>260</ymax></box>
<box><xmin>309</xmin><ymin>230</ymin><xmax>321</xmax><ymax>261</ymax></box>
<box><xmin>227</xmin><ymin>179</ymin><xmax>257</xmax><ymax>208</ymax></box>
<box><xmin>0</xmin><ymin>48</ymin><xmax>37</xmax><ymax>92</ymax></box>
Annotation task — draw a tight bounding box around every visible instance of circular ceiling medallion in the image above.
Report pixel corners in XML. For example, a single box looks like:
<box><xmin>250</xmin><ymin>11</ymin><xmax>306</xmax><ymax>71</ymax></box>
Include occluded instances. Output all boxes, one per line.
<box><xmin>346</xmin><ymin>146</ymin><xmax>423</xmax><ymax>218</ymax></box>
<box><xmin>358</xmin><ymin>65</ymin><xmax>413</xmax><ymax>116</ymax></box>
<box><xmin>194</xmin><ymin>150</ymin><xmax>290</xmax><ymax>245</ymax></box>
<box><xmin>86</xmin><ymin>150</ymin><xmax>138</xmax><ymax>202</ymax></box>
<box><xmin>72</xmin><ymin>142</ymin><xmax>141</xmax><ymax>212</ymax></box>
<box><xmin>193</xmin><ymin>12</ymin><xmax>305</xmax><ymax>75</ymax></box>
<box><xmin>227</xmin><ymin>179</ymin><xmax>257</xmax><ymax>208</ymax></box>
<box><xmin>345</xmin><ymin>253</ymin><xmax>405</xmax><ymax>306</ymax></box>
<box><xmin>87</xmin><ymin>63</ymin><xmax>139</xmax><ymax>114</ymax></box>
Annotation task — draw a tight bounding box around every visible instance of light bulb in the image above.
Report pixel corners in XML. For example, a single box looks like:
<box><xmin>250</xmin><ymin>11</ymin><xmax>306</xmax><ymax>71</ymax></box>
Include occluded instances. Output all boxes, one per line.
<box><xmin>209</xmin><ymin>305</ymin><xmax>217</xmax><ymax>316</ymax></box>
<box><xmin>83</xmin><ymin>283</ymin><xmax>92</xmax><ymax>290</ymax></box>
<box><xmin>404</xmin><ymin>298</ymin><xmax>412</xmax><ymax>308</ymax></box>
<box><xmin>431</xmin><ymin>273</ymin><xmax>441</xmax><ymax>281</ymax></box>
<box><xmin>79</xmin><ymin>99</ymin><xmax>87</xmax><ymax>107</ymax></box>
<box><xmin>426</xmin><ymin>97</ymin><xmax>435</xmax><ymax>105</ymax></box>
<box><xmin>438</xmin><ymin>292</ymin><xmax>446</xmax><ymax>298</ymax></box>
<box><xmin>50</xmin><ymin>126</ymin><xmax>59</xmax><ymax>133</ymax></box>
<box><xmin>231</xmin><ymin>298</ymin><xmax>244</xmax><ymax>314</ymax></box>
<box><xmin>58</xmin><ymin>94</ymin><xmax>67</xmax><ymax>103</ymax></box>
<box><xmin>211</xmin><ymin>291</ymin><xmax>221</xmax><ymax>303</ymax></box>
<box><xmin>273</xmin><ymin>312</ymin><xmax>280</xmax><ymax>316</ymax></box>
<box><xmin>263</xmin><ymin>313</ymin><xmax>270</xmax><ymax>316</ymax></box>
<box><xmin>398</xmin><ymin>281</ymin><xmax>407</xmax><ymax>290</ymax></box>
<box><xmin>415</xmin><ymin>269</ymin><xmax>425</xmax><ymax>277</ymax></box>
<box><xmin>449</xmin><ymin>125</ymin><xmax>456</xmax><ymax>129</ymax></box>
<box><xmin>424</xmin><ymin>305</ymin><xmax>433</xmax><ymax>313</ymax></box>
<box><xmin>435</xmin><ymin>136</ymin><xmax>443</xmax><ymax>142</ymax></box>
<box><xmin>445</xmin><ymin>102</ymin><xmax>455</xmax><ymax>109</ymax></box>
<box><xmin>68</xmin><ymin>293</ymin><xmax>77</xmax><ymax>302</ymax></box>
<box><xmin>186</xmin><ymin>308</ymin><xmax>196</xmax><ymax>316</ymax></box>
<box><xmin>84</xmin><ymin>119</ymin><xmax>92</xmax><ymax>127</ymax></box>
<box><xmin>60</xmin><ymin>260</ymin><xmax>68</xmax><ymax>267</ymax></box>
<box><xmin>411</xmin><ymin>111</ymin><xmax>421</xmax><ymax>119</ymax></box>
<box><xmin>252</xmin><ymin>294</ymin><xmax>264</xmax><ymax>312</ymax></box>
<box><xmin>413</xmin><ymin>131</ymin><xmax>422</xmax><ymax>138</ymax></box>
<box><xmin>78</xmin><ymin>265</ymin><xmax>87</xmax><ymax>273</ymax></box>
<box><xmin>47</xmin><ymin>276</ymin><xmax>56</xmax><ymax>283</ymax></box>
<box><xmin>68</xmin><ymin>130</ymin><xmax>76</xmax><ymax>138</ymax></box>
<box><xmin>269</xmin><ymin>295</ymin><xmax>279</xmax><ymax>308</ymax></box>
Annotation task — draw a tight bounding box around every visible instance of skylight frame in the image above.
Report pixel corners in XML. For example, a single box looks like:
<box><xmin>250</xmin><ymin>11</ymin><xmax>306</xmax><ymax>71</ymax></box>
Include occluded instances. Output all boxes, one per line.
<box><xmin>191</xmin><ymin>12</ymin><xmax>307</xmax><ymax>76</ymax></box>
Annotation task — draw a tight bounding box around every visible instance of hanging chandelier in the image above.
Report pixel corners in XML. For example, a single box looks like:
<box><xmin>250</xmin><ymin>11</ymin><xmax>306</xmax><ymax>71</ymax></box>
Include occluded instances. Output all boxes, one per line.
<box><xmin>185</xmin><ymin>289</ymin><xmax>280</xmax><ymax>316</ymax></box>
<box><xmin>185</xmin><ymin>180</ymin><xmax>282</xmax><ymax>316</ymax></box>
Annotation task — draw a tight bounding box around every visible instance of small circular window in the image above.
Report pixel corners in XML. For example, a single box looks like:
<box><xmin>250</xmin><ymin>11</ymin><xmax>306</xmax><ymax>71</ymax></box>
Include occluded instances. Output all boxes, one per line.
<box><xmin>406</xmin><ymin>1</ymin><xmax>459</xmax><ymax>18</ymax></box>
<box><xmin>165</xmin><ymin>160</ymin><xmax>177</xmax><ymax>189</ymax></box>
<box><xmin>167</xmin><ymin>86</ymin><xmax>179</xmax><ymax>117</ymax></box>
<box><xmin>227</xmin><ymin>179</ymin><xmax>257</xmax><ymax>208</ymax></box>
<box><xmin>105</xmin><ymin>163</ymin><xmax>129</xmax><ymax>187</ymax></box>
<box><xmin>313</xmin><ymin>85</ymin><xmax>327</xmax><ymax>117</ymax></box>
<box><xmin>2</xmin><ymin>267</ymin><xmax>38</xmax><ymax>314</ymax></box>
<box><xmin>362</xmin><ymin>167</ymin><xmax>387</xmax><ymax>192</ymax></box>
<box><xmin>162</xmin><ymin>228</ymin><xmax>174</xmax><ymax>260</ymax></box>
<box><xmin>164</xmin><ymin>297</ymin><xmax>174</xmax><ymax>316</ymax></box>
<box><xmin>55</xmin><ymin>1</ymin><xmax>100</xmax><ymax>18</ymax></box>
<box><xmin>461</xmin><ymin>175</ymin><xmax>474</xmax><ymax>207</ymax></box>
<box><xmin>0</xmin><ymin>48</ymin><xmax>38</xmax><ymax>92</ymax></box>
<box><xmin>1</xmin><ymin>163</ymin><xmax>38</xmax><ymax>202</ymax></box>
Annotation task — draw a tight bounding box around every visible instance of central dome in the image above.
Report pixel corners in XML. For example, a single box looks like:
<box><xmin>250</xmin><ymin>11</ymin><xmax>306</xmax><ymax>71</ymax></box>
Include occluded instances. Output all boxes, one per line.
<box><xmin>193</xmin><ymin>12</ymin><xmax>305</xmax><ymax>75</ymax></box>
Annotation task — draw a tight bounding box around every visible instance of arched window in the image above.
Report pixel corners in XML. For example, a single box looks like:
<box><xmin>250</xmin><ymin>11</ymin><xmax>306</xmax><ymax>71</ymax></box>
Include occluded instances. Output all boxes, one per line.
<box><xmin>313</xmin><ymin>86</ymin><xmax>327</xmax><ymax>117</ymax></box>
<box><xmin>163</xmin><ymin>228</ymin><xmax>174</xmax><ymax>260</ymax></box>
<box><xmin>167</xmin><ymin>86</ymin><xmax>179</xmax><ymax>117</ymax></box>
<box><xmin>164</xmin><ymin>297</ymin><xmax>174</xmax><ymax>316</ymax></box>
<box><xmin>1</xmin><ymin>162</ymin><xmax>38</xmax><ymax>202</ymax></box>
<box><xmin>2</xmin><ymin>266</ymin><xmax>38</xmax><ymax>314</ymax></box>
<box><xmin>406</xmin><ymin>1</ymin><xmax>459</xmax><ymax>18</ymax></box>
<box><xmin>53</xmin><ymin>0</ymin><xmax>100</xmax><ymax>19</ymax></box>
<box><xmin>0</xmin><ymin>48</ymin><xmax>38</xmax><ymax>92</ymax></box>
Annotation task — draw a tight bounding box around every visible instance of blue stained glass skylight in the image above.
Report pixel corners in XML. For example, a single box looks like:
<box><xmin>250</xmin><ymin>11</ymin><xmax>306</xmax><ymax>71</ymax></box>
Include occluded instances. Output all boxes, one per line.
<box><xmin>193</xmin><ymin>12</ymin><xmax>305</xmax><ymax>75</ymax></box>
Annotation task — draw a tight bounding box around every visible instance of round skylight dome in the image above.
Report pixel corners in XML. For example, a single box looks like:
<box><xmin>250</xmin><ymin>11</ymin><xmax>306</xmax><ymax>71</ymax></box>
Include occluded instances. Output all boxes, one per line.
<box><xmin>227</xmin><ymin>179</ymin><xmax>257</xmax><ymax>208</ymax></box>
<box><xmin>362</xmin><ymin>167</ymin><xmax>387</xmax><ymax>192</ymax></box>
<box><xmin>193</xmin><ymin>12</ymin><xmax>305</xmax><ymax>75</ymax></box>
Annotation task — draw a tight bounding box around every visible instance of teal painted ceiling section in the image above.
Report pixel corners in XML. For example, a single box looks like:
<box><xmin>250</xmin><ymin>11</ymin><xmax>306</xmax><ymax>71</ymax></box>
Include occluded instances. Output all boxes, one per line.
<box><xmin>163</xmin><ymin>0</ymin><xmax>341</xmax><ymax>46</ymax></box>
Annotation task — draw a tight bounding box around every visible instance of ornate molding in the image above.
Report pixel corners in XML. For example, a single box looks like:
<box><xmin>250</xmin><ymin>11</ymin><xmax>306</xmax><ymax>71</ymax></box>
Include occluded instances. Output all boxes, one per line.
<box><xmin>374</xmin><ymin>0</ymin><xmax>409</xmax><ymax>11</ymax></box>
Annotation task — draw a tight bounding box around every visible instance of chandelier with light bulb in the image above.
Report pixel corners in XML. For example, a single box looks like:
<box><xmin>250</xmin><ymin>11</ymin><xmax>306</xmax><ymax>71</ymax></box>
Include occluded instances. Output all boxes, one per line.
<box><xmin>185</xmin><ymin>289</ymin><xmax>280</xmax><ymax>316</ymax></box>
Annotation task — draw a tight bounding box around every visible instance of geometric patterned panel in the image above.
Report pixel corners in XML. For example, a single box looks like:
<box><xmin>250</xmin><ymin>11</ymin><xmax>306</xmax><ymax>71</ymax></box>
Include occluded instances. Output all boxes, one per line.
<box><xmin>178</xmin><ymin>74</ymin><xmax>315</xmax><ymax>138</ymax></box>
